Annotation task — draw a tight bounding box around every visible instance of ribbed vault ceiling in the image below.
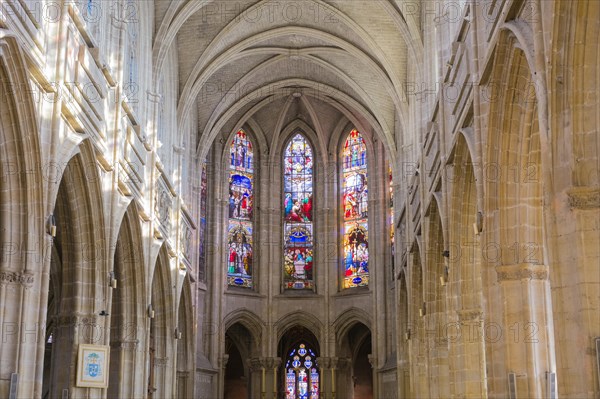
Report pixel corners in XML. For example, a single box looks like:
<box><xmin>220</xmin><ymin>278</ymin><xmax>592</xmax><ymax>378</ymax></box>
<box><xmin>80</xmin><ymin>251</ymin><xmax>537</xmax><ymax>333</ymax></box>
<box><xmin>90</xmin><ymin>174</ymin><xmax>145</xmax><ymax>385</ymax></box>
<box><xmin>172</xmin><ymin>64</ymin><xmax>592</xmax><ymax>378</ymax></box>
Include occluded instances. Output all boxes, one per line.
<box><xmin>153</xmin><ymin>0</ymin><xmax>424</xmax><ymax>162</ymax></box>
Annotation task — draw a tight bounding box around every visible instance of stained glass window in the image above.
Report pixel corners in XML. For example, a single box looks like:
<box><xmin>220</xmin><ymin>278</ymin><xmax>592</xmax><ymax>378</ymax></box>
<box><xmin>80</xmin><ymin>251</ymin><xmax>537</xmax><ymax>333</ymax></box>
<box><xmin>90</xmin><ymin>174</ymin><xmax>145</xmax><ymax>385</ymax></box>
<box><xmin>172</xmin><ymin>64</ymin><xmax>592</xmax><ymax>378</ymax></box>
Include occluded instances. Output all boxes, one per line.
<box><xmin>390</xmin><ymin>166</ymin><xmax>395</xmax><ymax>279</ymax></box>
<box><xmin>283</xmin><ymin>134</ymin><xmax>314</xmax><ymax>290</ymax></box>
<box><xmin>285</xmin><ymin>344</ymin><xmax>319</xmax><ymax>399</ymax></box>
<box><xmin>342</xmin><ymin>129</ymin><xmax>369</xmax><ymax>288</ymax></box>
<box><xmin>227</xmin><ymin>130</ymin><xmax>254</xmax><ymax>288</ymax></box>
<box><xmin>198</xmin><ymin>161</ymin><xmax>208</xmax><ymax>281</ymax></box>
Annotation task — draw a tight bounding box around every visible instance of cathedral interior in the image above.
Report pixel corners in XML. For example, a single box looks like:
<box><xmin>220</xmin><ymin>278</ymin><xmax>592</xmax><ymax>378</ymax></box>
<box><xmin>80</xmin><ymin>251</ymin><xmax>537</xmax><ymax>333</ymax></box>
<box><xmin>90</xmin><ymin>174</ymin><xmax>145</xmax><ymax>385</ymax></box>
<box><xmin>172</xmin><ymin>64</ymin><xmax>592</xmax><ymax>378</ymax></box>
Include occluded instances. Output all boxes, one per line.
<box><xmin>0</xmin><ymin>0</ymin><xmax>599</xmax><ymax>398</ymax></box>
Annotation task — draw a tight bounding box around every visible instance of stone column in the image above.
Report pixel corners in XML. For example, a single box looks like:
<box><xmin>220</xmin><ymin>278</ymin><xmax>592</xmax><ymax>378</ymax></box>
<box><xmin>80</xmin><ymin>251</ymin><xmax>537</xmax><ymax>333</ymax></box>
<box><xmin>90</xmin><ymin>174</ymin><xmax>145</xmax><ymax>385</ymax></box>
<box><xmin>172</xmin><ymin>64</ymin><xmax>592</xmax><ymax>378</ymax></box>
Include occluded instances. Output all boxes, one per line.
<box><xmin>265</xmin><ymin>357</ymin><xmax>281</xmax><ymax>399</ymax></box>
<box><xmin>454</xmin><ymin>309</ymin><xmax>487</xmax><ymax>398</ymax></box>
<box><xmin>216</xmin><ymin>354</ymin><xmax>228</xmax><ymax>398</ymax></box>
<box><xmin>316</xmin><ymin>357</ymin><xmax>330</xmax><ymax>399</ymax></box>
<box><xmin>495</xmin><ymin>264</ymin><xmax>553</xmax><ymax>398</ymax></box>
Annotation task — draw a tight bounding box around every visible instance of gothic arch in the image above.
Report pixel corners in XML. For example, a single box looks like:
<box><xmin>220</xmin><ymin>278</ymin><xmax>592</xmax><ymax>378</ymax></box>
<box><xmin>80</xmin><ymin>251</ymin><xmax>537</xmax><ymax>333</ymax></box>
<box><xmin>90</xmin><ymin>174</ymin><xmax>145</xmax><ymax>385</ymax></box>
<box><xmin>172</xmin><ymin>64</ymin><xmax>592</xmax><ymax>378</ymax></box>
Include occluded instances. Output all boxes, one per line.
<box><xmin>332</xmin><ymin>307</ymin><xmax>373</xmax><ymax>345</ymax></box>
<box><xmin>397</xmin><ymin>273</ymin><xmax>410</xmax><ymax>398</ymax></box>
<box><xmin>43</xmin><ymin>144</ymin><xmax>108</xmax><ymax>398</ymax></box>
<box><xmin>448</xmin><ymin>133</ymin><xmax>482</xmax><ymax>310</ymax></box>
<box><xmin>0</xmin><ymin>35</ymin><xmax>46</xmax><ymax>398</ymax></box>
<box><xmin>108</xmin><ymin>202</ymin><xmax>147</xmax><ymax>399</ymax></box>
<box><xmin>486</xmin><ymin>31</ymin><xmax>545</xmax><ymax>265</ymax></box>
<box><xmin>423</xmin><ymin>197</ymin><xmax>449</xmax><ymax>399</ymax></box>
<box><xmin>275</xmin><ymin>120</ymin><xmax>324</xmax><ymax>168</ymax></box>
<box><xmin>447</xmin><ymin>133</ymin><xmax>486</xmax><ymax>398</ymax></box>
<box><xmin>550</xmin><ymin>0</ymin><xmax>600</xmax><ymax>187</ymax></box>
<box><xmin>148</xmin><ymin>245</ymin><xmax>176</xmax><ymax>398</ymax></box>
<box><xmin>334</xmin><ymin>321</ymin><xmax>373</xmax><ymax>399</ymax></box>
<box><xmin>222</xmin><ymin>308</ymin><xmax>265</xmax><ymax>352</ymax></box>
<box><xmin>408</xmin><ymin>242</ymin><xmax>428</xmax><ymax>398</ymax></box>
<box><xmin>176</xmin><ymin>275</ymin><xmax>195</xmax><ymax>398</ymax></box>
<box><xmin>221</xmin><ymin>124</ymin><xmax>267</xmax><ymax>164</ymax></box>
<box><xmin>0</xmin><ymin>35</ymin><xmax>43</xmax><ymax>266</ymax></box>
<box><xmin>275</xmin><ymin>311</ymin><xmax>323</xmax><ymax>345</ymax></box>
<box><xmin>195</xmin><ymin>79</ymin><xmax>391</xmax><ymax>163</ymax></box>
<box><xmin>483</xmin><ymin>28</ymin><xmax>554</xmax><ymax>398</ymax></box>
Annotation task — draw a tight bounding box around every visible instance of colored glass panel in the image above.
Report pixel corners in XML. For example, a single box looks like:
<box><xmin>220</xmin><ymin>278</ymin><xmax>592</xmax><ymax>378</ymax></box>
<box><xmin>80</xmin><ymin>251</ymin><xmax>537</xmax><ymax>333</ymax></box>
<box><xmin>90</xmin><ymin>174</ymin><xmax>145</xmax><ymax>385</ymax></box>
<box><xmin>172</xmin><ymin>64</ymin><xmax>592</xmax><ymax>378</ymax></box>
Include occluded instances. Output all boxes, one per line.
<box><xmin>285</xmin><ymin>344</ymin><xmax>319</xmax><ymax>399</ymax></box>
<box><xmin>389</xmin><ymin>166</ymin><xmax>395</xmax><ymax>279</ymax></box>
<box><xmin>227</xmin><ymin>131</ymin><xmax>254</xmax><ymax>288</ymax></box>
<box><xmin>198</xmin><ymin>162</ymin><xmax>208</xmax><ymax>281</ymax></box>
<box><xmin>342</xmin><ymin>130</ymin><xmax>369</xmax><ymax>288</ymax></box>
<box><xmin>283</xmin><ymin>134</ymin><xmax>314</xmax><ymax>290</ymax></box>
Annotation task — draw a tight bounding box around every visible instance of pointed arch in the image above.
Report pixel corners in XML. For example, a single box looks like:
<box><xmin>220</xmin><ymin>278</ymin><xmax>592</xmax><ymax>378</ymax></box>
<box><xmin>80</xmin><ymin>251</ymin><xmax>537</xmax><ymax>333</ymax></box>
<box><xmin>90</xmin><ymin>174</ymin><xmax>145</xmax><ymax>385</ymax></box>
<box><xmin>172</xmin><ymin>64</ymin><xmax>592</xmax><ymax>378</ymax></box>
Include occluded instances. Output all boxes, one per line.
<box><xmin>109</xmin><ymin>202</ymin><xmax>147</xmax><ymax>399</ymax></box>
<box><xmin>148</xmin><ymin>246</ymin><xmax>175</xmax><ymax>398</ymax></box>
<box><xmin>176</xmin><ymin>275</ymin><xmax>195</xmax><ymax>398</ymax></box>
<box><xmin>332</xmin><ymin>307</ymin><xmax>373</xmax><ymax>344</ymax></box>
<box><xmin>222</xmin><ymin>308</ymin><xmax>265</xmax><ymax>353</ymax></box>
<box><xmin>275</xmin><ymin>311</ymin><xmax>323</xmax><ymax>344</ymax></box>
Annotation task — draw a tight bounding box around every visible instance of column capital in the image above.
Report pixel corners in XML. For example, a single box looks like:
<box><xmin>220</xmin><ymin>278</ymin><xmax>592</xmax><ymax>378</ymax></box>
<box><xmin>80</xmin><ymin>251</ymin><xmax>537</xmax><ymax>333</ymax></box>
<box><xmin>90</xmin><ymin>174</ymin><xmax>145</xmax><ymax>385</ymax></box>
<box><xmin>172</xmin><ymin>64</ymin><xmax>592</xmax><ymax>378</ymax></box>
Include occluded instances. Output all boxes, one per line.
<box><xmin>248</xmin><ymin>358</ymin><xmax>261</xmax><ymax>371</ymax></box>
<box><xmin>318</xmin><ymin>357</ymin><xmax>351</xmax><ymax>370</ymax></box>
<box><xmin>219</xmin><ymin>354</ymin><xmax>229</xmax><ymax>369</ymax></box>
<box><xmin>495</xmin><ymin>263</ymin><xmax>548</xmax><ymax>282</ymax></box>
<box><xmin>367</xmin><ymin>354</ymin><xmax>376</xmax><ymax>368</ymax></box>
<box><xmin>265</xmin><ymin>357</ymin><xmax>281</xmax><ymax>369</ymax></box>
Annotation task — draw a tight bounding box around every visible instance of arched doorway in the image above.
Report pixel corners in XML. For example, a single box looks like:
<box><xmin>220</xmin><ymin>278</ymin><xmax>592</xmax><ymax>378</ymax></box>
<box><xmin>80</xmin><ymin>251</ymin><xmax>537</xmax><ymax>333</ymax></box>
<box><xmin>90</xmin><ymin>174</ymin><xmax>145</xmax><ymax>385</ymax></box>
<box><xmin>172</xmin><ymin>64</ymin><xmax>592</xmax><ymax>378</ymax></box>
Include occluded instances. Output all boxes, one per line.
<box><xmin>278</xmin><ymin>326</ymin><xmax>320</xmax><ymax>399</ymax></box>
<box><xmin>224</xmin><ymin>323</ymin><xmax>253</xmax><ymax>399</ymax></box>
<box><xmin>337</xmin><ymin>322</ymin><xmax>373</xmax><ymax>399</ymax></box>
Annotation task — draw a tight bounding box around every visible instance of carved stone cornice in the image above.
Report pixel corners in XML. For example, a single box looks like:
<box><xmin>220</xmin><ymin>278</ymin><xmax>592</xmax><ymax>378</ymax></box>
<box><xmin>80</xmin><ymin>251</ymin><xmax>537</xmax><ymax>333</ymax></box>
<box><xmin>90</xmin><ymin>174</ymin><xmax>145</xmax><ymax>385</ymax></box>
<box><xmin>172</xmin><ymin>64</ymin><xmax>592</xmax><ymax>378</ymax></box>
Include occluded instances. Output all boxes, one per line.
<box><xmin>567</xmin><ymin>187</ymin><xmax>600</xmax><ymax>209</ymax></box>
<box><xmin>54</xmin><ymin>312</ymin><xmax>99</xmax><ymax>327</ymax></box>
<box><xmin>329</xmin><ymin>357</ymin><xmax>350</xmax><ymax>370</ymax></box>
<box><xmin>496</xmin><ymin>264</ymin><xmax>548</xmax><ymax>282</ymax></box>
<box><xmin>154</xmin><ymin>357</ymin><xmax>169</xmax><ymax>367</ymax></box>
<box><xmin>0</xmin><ymin>271</ymin><xmax>34</xmax><ymax>287</ymax></box>
<box><xmin>110</xmin><ymin>339</ymin><xmax>139</xmax><ymax>350</ymax></box>
<box><xmin>367</xmin><ymin>354</ymin><xmax>376</xmax><ymax>368</ymax></box>
<box><xmin>265</xmin><ymin>357</ymin><xmax>281</xmax><ymax>369</ymax></box>
<box><xmin>248</xmin><ymin>358</ymin><xmax>264</xmax><ymax>372</ymax></box>
<box><xmin>316</xmin><ymin>357</ymin><xmax>330</xmax><ymax>369</ymax></box>
<box><xmin>457</xmin><ymin>309</ymin><xmax>483</xmax><ymax>322</ymax></box>
<box><xmin>219</xmin><ymin>354</ymin><xmax>229</xmax><ymax>368</ymax></box>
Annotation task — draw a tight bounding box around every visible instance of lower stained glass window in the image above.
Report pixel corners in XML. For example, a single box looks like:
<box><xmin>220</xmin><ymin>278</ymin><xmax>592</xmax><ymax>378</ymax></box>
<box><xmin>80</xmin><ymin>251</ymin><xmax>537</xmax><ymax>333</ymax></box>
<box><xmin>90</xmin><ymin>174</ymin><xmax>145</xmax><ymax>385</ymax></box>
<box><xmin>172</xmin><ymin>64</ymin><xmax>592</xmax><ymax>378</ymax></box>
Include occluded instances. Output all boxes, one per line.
<box><xmin>285</xmin><ymin>344</ymin><xmax>319</xmax><ymax>399</ymax></box>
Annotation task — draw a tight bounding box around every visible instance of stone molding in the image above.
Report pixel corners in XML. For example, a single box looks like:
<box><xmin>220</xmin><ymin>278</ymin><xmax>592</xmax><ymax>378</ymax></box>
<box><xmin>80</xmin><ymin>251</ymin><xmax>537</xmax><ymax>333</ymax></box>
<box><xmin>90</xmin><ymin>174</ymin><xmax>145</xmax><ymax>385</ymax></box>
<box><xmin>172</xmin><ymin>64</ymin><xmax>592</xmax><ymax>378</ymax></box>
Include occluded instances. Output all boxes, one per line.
<box><xmin>54</xmin><ymin>312</ymin><xmax>99</xmax><ymax>327</ymax></box>
<box><xmin>248</xmin><ymin>357</ymin><xmax>264</xmax><ymax>372</ymax></box>
<box><xmin>110</xmin><ymin>339</ymin><xmax>140</xmax><ymax>350</ymax></box>
<box><xmin>154</xmin><ymin>357</ymin><xmax>169</xmax><ymax>367</ymax></box>
<box><xmin>457</xmin><ymin>309</ymin><xmax>483</xmax><ymax>322</ymax></box>
<box><xmin>0</xmin><ymin>271</ymin><xmax>34</xmax><ymax>287</ymax></box>
<box><xmin>496</xmin><ymin>264</ymin><xmax>548</xmax><ymax>282</ymax></box>
<box><xmin>567</xmin><ymin>187</ymin><xmax>600</xmax><ymax>209</ymax></box>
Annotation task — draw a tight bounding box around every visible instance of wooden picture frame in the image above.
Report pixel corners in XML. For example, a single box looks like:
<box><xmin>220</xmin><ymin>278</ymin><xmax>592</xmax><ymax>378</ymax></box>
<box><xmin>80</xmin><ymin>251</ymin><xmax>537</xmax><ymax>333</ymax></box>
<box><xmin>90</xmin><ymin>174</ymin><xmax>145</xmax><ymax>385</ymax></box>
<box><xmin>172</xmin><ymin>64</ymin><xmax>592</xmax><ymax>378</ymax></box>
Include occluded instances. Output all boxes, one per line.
<box><xmin>76</xmin><ymin>344</ymin><xmax>110</xmax><ymax>388</ymax></box>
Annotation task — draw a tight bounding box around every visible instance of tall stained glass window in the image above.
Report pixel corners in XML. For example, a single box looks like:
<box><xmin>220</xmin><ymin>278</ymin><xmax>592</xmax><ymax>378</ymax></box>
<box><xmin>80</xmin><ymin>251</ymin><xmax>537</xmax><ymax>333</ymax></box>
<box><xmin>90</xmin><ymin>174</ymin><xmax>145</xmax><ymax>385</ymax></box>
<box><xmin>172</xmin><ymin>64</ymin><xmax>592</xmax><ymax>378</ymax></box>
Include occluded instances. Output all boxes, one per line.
<box><xmin>198</xmin><ymin>161</ymin><xmax>208</xmax><ymax>281</ymax></box>
<box><xmin>283</xmin><ymin>134</ymin><xmax>314</xmax><ymax>290</ymax></box>
<box><xmin>389</xmin><ymin>166</ymin><xmax>395</xmax><ymax>279</ymax></box>
<box><xmin>285</xmin><ymin>343</ymin><xmax>319</xmax><ymax>399</ymax></box>
<box><xmin>227</xmin><ymin>130</ymin><xmax>254</xmax><ymax>288</ymax></box>
<box><xmin>342</xmin><ymin>129</ymin><xmax>369</xmax><ymax>288</ymax></box>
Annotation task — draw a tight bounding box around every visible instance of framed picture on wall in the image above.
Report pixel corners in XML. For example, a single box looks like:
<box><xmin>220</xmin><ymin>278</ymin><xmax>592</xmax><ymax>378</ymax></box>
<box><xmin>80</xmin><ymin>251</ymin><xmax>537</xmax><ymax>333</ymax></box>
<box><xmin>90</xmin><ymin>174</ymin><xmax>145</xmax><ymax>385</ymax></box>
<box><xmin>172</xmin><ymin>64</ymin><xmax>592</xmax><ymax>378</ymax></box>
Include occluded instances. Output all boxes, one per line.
<box><xmin>76</xmin><ymin>344</ymin><xmax>110</xmax><ymax>388</ymax></box>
